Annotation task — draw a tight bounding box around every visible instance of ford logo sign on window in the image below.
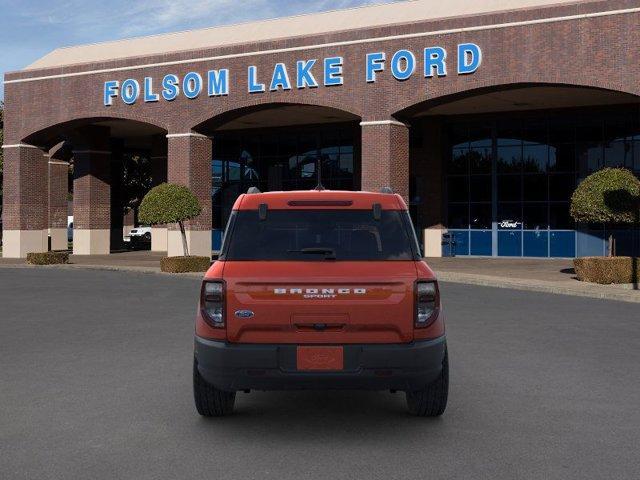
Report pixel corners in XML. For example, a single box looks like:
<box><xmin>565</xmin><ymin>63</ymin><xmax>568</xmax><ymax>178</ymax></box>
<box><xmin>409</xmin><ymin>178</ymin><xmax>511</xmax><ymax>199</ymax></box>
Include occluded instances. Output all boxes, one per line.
<box><xmin>235</xmin><ymin>310</ymin><xmax>255</xmax><ymax>318</ymax></box>
<box><xmin>499</xmin><ymin>220</ymin><xmax>521</xmax><ymax>229</ymax></box>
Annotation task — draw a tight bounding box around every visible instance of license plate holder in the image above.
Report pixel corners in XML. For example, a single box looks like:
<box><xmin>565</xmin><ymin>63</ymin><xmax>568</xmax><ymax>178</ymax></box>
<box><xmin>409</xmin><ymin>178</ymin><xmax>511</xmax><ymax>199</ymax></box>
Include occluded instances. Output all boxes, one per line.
<box><xmin>296</xmin><ymin>346</ymin><xmax>344</xmax><ymax>371</ymax></box>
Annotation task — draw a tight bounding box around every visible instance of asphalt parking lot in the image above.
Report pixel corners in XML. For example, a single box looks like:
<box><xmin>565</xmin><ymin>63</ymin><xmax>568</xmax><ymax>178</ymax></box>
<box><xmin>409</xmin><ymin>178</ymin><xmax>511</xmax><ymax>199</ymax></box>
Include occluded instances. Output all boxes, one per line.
<box><xmin>1</xmin><ymin>268</ymin><xmax>639</xmax><ymax>480</ymax></box>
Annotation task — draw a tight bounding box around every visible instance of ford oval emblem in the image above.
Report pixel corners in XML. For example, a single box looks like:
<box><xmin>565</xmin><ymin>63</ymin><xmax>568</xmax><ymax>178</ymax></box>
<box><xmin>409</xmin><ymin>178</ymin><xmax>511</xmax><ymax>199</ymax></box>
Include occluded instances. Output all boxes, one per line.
<box><xmin>235</xmin><ymin>310</ymin><xmax>255</xmax><ymax>318</ymax></box>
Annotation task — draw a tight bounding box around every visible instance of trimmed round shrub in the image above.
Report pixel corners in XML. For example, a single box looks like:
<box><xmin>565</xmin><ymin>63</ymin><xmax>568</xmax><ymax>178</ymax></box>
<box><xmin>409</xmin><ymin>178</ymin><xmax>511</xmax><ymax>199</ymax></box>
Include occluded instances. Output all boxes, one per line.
<box><xmin>139</xmin><ymin>183</ymin><xmax>203</xmax><ymax>257</ymax></box>
<box><xmin>574</xmin><ymin>256</ymin><xmax>640</xmax><ymax>284</ymax></box>
<box><xmin>160</xmin><ymin>256</ymin><xmax>211</xmax><ymax>273</ymax></box>
<box><xmin>139</xmin><ymin>183</ymin><xmax>202</xmax><ymax>226</ymax></box>
<box><xmin>570</xmin><ymin>168</ymin><xmax>640</xmax><ymax>224</ymax></box>
<box><xmin>27</xmin><ymin>251</ymin><xmax>69</xmax><ymax>265</ymax></box>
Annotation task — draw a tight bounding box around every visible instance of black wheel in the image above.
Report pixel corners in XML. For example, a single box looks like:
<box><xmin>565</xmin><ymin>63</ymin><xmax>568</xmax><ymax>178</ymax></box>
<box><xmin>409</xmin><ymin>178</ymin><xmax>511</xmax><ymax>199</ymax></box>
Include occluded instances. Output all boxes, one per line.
<box><xmin>193</xmin><ymin>359</ymin><xmax>236</xmax><ymax>417</ymax></box>
<box><xmin>144</xmin><ymin>232</ymin><xmax>151</xmax><ymax>241</ymax></box>
<box><xmin>406</xmin><ymin>346</ymin><xmax>449</xmax><ymax>417</ymax></box>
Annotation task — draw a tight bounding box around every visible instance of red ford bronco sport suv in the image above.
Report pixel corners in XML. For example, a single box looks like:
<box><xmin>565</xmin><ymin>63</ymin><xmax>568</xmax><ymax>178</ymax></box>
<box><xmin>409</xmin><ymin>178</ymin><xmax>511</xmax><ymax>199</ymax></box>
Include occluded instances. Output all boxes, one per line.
<box><xmin>193</xmin><ymin>189</ymin><xmax>448</xmax><ymax>416</ymax></box>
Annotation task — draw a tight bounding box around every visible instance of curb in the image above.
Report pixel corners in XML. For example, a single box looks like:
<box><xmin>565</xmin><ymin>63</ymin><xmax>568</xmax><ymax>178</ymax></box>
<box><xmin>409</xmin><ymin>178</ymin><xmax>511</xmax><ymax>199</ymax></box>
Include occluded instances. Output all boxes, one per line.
<box><xmin>0</xmin><ymin>263</ymin><xmax>205</xmax><ymax>278</ymax></box>
<box><xmin>434</xmin><ymin>271</ymin><xmax>640</xmax><ymax>303</ymax></box>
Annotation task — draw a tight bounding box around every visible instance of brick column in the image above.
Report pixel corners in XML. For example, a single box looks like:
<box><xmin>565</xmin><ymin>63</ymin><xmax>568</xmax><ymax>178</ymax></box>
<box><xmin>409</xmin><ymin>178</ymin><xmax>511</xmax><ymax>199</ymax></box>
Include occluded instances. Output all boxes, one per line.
<box><xmin>48</xmin><ymin>143</ymin><xmax>70</xmax><ymax>251</ymax></box>
<box><xmin>110</xmin><ymin>143</ymin><xmax>125</xmax><ymax>251</ymax></box>
<box><xmin>360</xmin><ymin>120</ymin><xmax>410</xmax><ymax>202</ymax></box>
<box><xmin>166</xmin><ymin>132</ymin><xmax>212</xmax><ymax>258</ymax></box>
<box><xmin>150</xmin><ymin>134</ymin><xmax>168</xmax><ymax>252</ymax></box>
<box><xmin>1</xmin><ymin>144</ymin><xmax>49</xmax><ymax>258</ymax></box>
<box><xmin>72</xmin><ymin>126</ymin><xmax>112</xmax><ymax>255</ymax></box>
<box><xmin>410</xmin><ymin>119</ymin><xmax>446</xmax><ymax>257</ymax></box>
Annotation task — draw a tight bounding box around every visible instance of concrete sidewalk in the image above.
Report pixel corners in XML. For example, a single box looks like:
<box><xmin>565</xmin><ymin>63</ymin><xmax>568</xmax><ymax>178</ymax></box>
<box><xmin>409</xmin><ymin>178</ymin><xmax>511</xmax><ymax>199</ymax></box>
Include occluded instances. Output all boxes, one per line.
<box><xmin>0</xmin><ymin>250</ymin><xmax>206</xmax><ymax>277</ymax></box>
<box><xmin>426</xmin><ymin>257</ymin><xmax>640</xmax><ymax>303</ymax></box>
<box><xmin>1</xmin><ymin>252</ymin><xmax>639</xmax><ymax>302</ymax></box>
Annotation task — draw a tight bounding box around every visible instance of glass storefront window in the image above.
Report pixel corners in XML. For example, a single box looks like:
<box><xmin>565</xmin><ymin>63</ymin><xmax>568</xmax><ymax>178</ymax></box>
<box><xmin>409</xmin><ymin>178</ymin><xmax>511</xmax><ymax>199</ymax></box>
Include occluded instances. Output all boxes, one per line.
<box><xmin>549</xmin><ymin>202</ymin><xmax>573</xmax><ymax>229</ymax></box>
<box><xmin>447</xmin><ymin>204</ymin><xmax>469</xmax><ymax>229</ymax></box>
<box><xmin>496</xmin><ymin>122</ymin><xmax>522</xmax><ymax>144</ymax></box>
<box><xmin>470</xmin><ymin>175</ymin><xmax>491</xmax><ymax>202</ymax></box>
<box><xmin>470</xmin><ymin>147</ymin><xmax>492</xmax><ymax>173</ymax></box>
<box><xmin>523</xmin><ymin>175</ymin><xmax>547</xmax><ymax>202</ymax></box>
<box><xmin>523</xmin><ymin>144</ymin><xmax>548</xmax><ymax>173</ymax></box>
<box><xmin>279</xmin><ymin>133</ymin><xmax>297</xmax><ymax>160</ymax></box>
<box><xmin>211</xmin><ymin>124</ymin><xmax>358</xmax><ymax>230</ymax></box>
<box><xmin>523</xmin><ymin>204</ymin><xmax>548</xmax><ymax>230</ymax></box>
<box><xmin>450</xmin><ymin>148</ymin><xmax>469</xmax><ymax>174</ymax></box>
<box><xmin>228</xmin><ymin>161</ymin><xmax>242</xmax><ymax>181</ymax></box>
<box><xmin>523</xmin><ymin>231</ymin><xmax>548</xmax><ymax>257</ymax></box>
<box><xmin>549</xmin><ymin>174</ymin><xmax>575</xmax><ymax>201</ymax></box>
<box><xmin>497</xmin><ymin>202</ymin><xmax>522</xmax><ymax>229</ymax></box>
<box><xmin>447</xmin><ymin>176</ymin><xmax>469</xmax><ymax>203</ymax></box>
<box><xmin>468</xmin><ymin>125</ymin><xmax>492</xmax><ymax>147</ymax></box>
<box><xmin>444</xmin><ymin>107</ymin><xmax>639</xmax><ymax>257</ymax></box>
<box><xmin>523</xmin><ymin>122</ymin><xmax>548</xmax><ymax>145</ymax></box>
<box><xmin>604</xmin><ymin>140</ymin><xmax>632</xmax><ymax>168</ymax></box>
<box><xmin>339</xmin><ymin>153</ymin><xmax>354</xmax><ymax>175</ymax></box>
<box><xmin>634</xmin><ymin>142</ymin><xmax>640</xmax><ymax>171</ymax></box>
<box><xmin>497</xmin><ymin>145</ymin><xmax>522</xmax><ymax>173</ymax></box>
<box><xmin>470</xmin><ymin>203</ymin><xmax>491</xmax><ymax>229</ymax></box>
<box><xmin>577</xmin><ymin>143</ymin><xmax>603</xmax><ymax>174</ymax></box>
<box><xmin>497</xmin><ymin>175</ymin><xmax>521</xmax><ymax>202</ymax></box>
<box><xmin>549</xmin><ymin>144</ymin><xmax>575</xmax><ymax>172</ymax></box>
<box><xmin>575</xmin><ymin>120</ymin><xmax>602</xmax><ymax>143</ymax></box>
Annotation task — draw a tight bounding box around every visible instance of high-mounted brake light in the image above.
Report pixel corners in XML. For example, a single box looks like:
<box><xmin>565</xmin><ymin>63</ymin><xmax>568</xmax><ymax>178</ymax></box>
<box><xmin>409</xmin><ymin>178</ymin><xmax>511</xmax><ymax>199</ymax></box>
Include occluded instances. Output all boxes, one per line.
<box><xmin>201</xmin><ymin>281</ymin><xmax>225</xmax><ymax>328</ymax></box>
<box><xmin>415</xmin><ymin>280</ymin><xmax>439</xmax><ymax>328</ymax></box>
<box><xmin>287</xmin><ymin>200</ymin><xmax>353</xmax><ymax>207</ymax></box>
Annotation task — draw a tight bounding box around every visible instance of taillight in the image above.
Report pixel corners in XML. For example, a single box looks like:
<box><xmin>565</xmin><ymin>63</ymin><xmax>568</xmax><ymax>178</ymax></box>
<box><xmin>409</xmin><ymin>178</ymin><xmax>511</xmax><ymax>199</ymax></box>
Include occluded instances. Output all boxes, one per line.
<box><xmin>201</xmin><ymin>281</ymin><xmax>225</xmax><ymax>328</ymax></box>
<box><xmin>415</xmin><ymin>280</ymin><xmax>439</xmax><ymax>328</ymax></box>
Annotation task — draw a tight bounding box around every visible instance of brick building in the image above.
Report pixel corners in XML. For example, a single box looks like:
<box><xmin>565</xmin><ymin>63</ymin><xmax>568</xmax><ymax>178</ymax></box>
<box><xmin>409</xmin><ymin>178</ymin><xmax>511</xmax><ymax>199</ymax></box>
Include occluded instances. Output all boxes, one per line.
<box><xmin>3</xmin><ymin>0</ymin><xmax>640</xmax><ymax>258</ymax></box>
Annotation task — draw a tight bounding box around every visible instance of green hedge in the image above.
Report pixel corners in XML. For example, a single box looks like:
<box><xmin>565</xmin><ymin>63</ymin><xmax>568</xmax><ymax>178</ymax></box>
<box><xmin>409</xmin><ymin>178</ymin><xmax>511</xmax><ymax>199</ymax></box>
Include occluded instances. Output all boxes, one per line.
<box><xmin>26</xmin><ymin>251</ymin><xmax>69</xmax><ymax>265</ymax></box>
<box><xmin>574</xmin><ymin>256</ymin><xmax>640</xmax><ymax>284</ymax></box>
<box><xmin>160</xmin><ymin>256</ymin><xmax>211</xmax><ymax>273</ymax></box>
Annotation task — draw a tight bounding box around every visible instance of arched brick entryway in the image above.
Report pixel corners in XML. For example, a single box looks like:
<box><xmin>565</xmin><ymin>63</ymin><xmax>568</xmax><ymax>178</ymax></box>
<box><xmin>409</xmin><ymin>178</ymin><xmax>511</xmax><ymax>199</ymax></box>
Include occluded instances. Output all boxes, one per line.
<box><xmin>3</xmin><ymin>118</ymin><xmax>166</xmax><ymax>257</ymax></box>
<box><xmin>395</xmin><ymin>84</ymin><xmax>640</xmax><ymax>257</ymax></box>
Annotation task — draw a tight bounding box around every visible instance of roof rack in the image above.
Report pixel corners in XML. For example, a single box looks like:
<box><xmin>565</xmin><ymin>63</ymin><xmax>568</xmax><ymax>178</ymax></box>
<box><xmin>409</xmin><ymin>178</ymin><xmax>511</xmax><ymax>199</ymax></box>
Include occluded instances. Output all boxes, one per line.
<box><xmin>247</xmin><ymin>187</ymin><xmax>261</xmax><ymax>194</ymax></box>
<box><xmin>379</xmin><ymin>187</ymin><xmax>394</xmax><ymax>194</ymax></box>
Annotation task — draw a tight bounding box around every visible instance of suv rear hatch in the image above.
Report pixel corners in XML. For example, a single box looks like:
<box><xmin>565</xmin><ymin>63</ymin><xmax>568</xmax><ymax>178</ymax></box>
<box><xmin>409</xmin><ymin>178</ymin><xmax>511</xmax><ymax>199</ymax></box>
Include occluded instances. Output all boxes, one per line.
<box><xmin>220</xmin><ymin>207</ymin><xmax>420</xmax><ymax>344</ymax></box>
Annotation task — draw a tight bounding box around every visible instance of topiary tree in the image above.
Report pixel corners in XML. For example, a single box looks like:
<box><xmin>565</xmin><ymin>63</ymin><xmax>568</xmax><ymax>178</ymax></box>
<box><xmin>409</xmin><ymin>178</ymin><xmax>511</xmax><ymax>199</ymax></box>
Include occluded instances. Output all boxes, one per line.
<box><xmin>139</xmin><ymin>183</ymin><xmax>202</xmax><ymax>256</ymax></box>
<box><xmin>570</xmin><ymin>168</ymin><xmax>640</xmax><ymax>256</ymax></box>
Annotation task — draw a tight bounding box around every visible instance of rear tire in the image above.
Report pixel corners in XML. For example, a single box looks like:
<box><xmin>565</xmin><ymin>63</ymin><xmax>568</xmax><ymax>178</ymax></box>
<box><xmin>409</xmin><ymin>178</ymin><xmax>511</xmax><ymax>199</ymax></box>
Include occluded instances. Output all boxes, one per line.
<box><xmin>406</xmin><ymin>346</ymin><xmax>449</xmax><ymax>417</ymax></box>
<box><xmin>193</xmin><ymin>359</ymin><xmax>236</xmax><ymax>417</ymax></box>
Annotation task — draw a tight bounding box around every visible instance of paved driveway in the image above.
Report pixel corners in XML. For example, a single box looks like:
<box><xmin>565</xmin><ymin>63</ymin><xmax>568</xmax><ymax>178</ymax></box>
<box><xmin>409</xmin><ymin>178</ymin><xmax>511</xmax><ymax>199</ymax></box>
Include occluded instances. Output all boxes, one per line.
<box><xmin>1</xmin><ymin>268</ymin><xmax>639</xmax><ymax>480</ymax></box>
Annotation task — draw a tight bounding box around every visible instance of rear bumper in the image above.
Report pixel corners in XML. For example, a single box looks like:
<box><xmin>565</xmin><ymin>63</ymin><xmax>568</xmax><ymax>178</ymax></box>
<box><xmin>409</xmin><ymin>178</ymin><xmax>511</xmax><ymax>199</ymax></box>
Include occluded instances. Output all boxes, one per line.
<box><xmin>194</xmin><ymin>335</ymin><xmax>446</xmax><ymax>392</ymax></box>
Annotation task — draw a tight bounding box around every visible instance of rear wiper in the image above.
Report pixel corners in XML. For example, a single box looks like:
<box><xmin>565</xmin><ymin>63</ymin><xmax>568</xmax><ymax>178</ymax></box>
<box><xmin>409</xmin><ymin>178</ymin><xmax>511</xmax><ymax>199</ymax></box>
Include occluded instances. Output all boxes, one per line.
<box><xmin>287</xmin><ymin>247</ymin><xmax>337</xmax><ymax>260</ymax></box>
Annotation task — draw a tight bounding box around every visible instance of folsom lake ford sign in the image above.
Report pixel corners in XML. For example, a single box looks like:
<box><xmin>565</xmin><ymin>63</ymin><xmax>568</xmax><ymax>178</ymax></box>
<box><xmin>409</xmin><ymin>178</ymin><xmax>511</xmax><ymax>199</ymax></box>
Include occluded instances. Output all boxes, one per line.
<box><xmin>103</xmin><ymin>43</ymin><xmax>482</xmax><ymax>106</ymax></box>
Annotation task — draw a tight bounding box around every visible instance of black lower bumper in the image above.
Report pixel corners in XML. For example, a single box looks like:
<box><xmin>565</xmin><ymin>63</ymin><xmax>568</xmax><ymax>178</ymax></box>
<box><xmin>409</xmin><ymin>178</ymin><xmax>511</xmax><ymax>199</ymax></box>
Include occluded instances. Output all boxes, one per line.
<box><xmin>194</xmin><ymin>336</ymin><xmax>446</xmax><ymax>392</ymax></box>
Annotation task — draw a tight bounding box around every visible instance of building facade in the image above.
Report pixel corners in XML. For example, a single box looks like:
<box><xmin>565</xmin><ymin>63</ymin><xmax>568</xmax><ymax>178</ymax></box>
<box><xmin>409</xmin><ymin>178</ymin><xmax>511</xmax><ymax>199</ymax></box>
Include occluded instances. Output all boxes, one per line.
<box><xmin>2</xmin><ymin>0</ymin><xmax>640</xmax><ymax>258</ymax></box>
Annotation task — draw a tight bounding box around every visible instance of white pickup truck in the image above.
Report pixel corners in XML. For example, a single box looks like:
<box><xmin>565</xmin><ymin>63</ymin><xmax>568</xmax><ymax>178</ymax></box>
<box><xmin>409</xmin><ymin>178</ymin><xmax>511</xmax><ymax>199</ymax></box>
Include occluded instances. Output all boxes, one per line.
<box><xmin>124</xmin><ymin>226</ymin><xmax>152</xmax><ymax>248</ymax></box>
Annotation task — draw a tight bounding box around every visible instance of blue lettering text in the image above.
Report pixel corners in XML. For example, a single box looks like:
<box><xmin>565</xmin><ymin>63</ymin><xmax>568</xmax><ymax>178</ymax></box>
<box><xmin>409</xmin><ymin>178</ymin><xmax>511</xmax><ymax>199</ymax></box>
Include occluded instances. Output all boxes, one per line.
<box><xmin>324</xmin><ymin>57</ymin><xmax>344</xmax><ymax>86</ymax></box>
<box><xmin>270</xmin><ymin>63</ymin><xmax>292</xmax><ymax>91</ymax></box>
<box><xmin>183</xmin><ymin>72</ymin><xmax>203</xmax><ymax>99</ymax></box>
<box><xmin>162</xmin><ymin>74</ymin><xmax>180</xmax><ymax>101</ymax></box>
<box><xmin>104</xmin><ymin>80</ymin><xmax>119</xmax><ymax>106</ymax></box>
<box><xmin>457</xmin><ymin>43</ymin><xmax>482</xmax><ymax>74</ymax></box>
<box><xmin>121</xmin><ymin>79</ymin><xmax>140</xmax><ymax>105</ymax></box>
<box><xmin>366</xmin><ymin>52</ymin><xmax>385</xmax><ymax>83</ymax></box>
<box><xmin>208</xmin><ymin>69</ymin><xmax>229</xmax><ymax>96</ymax></box>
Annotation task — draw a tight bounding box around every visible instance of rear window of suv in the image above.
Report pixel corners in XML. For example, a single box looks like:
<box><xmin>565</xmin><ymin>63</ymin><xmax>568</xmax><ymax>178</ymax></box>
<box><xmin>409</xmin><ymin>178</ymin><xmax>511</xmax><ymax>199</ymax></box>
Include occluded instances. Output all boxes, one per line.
<box><xmin>221</xmin><ymin>209</ymin><xmax>420</xmax><ymax>261</ymax></box>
